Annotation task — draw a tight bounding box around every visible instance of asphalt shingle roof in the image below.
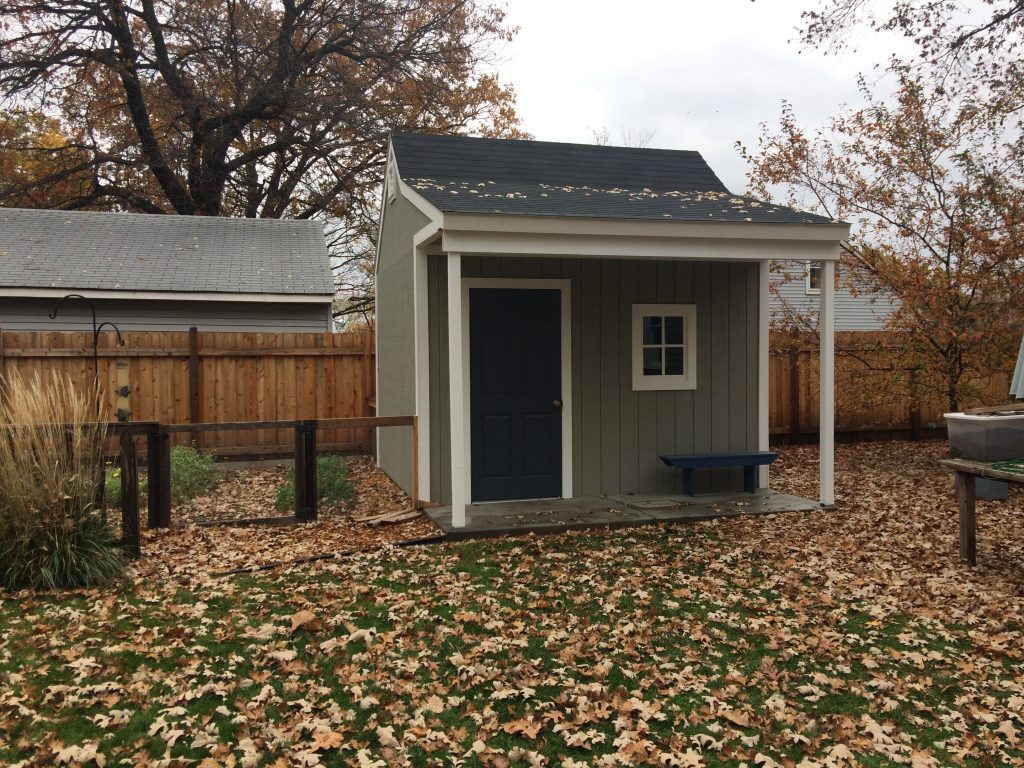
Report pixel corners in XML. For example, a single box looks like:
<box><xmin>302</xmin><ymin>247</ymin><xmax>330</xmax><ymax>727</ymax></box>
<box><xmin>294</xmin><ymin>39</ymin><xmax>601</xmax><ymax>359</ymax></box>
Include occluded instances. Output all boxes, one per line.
<box><xmin>0</xmin><ymin>208</ymin><xmax>335</xmax><ymax>295</ymax></box>
<box><xmin>391</xmin><ymin>133</ymin><xmax>838</xmax><ymax>225</ymax></box>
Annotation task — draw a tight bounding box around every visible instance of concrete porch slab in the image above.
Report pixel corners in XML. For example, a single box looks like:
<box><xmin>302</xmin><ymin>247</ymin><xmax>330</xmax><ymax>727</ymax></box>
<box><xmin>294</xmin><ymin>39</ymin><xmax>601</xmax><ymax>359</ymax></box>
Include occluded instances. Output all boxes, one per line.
<box><xmin>424</xmin><ymin>490</ymin><xmax>821</xmax><ymax>539</ymax></box>
<box><xmin>612</xmin><ymin>490</ymin><xmax>821</xmax><ymax>520</ymax></box>
<box><xmin>424</xmin><ymin>496</ymin><xmax>643</xmax><ymax>539</ymax></box>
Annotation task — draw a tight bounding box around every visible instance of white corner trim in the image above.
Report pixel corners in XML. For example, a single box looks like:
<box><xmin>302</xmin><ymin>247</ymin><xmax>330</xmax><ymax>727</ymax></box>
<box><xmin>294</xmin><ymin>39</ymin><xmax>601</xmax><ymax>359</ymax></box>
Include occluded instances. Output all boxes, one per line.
<box><xmin>447</xmin><ymin>254</ymin><xmax>467</xmax><ymax>528</ymax></box>
<box><xmin>819</xmin><ymin>260</ymin><xmax>836</xmax><ymax>506</ymax></box>
<box><xmin>413</xmin><ymin>244</ymin><xmax>431</xmax><ymax>502</ymax></box>
<box><xmin>0</xmin><ymin>287</ymin><xmax>334</xmax><ymax>304</ymax></box>
<box><xmin>461</xmin><ymin>277</ymin><xmax>574</xmax><ymax>502</ymax></box>
<box><xmin>758</xmin><ymin>259</ymin><xmax>770</xmax><ymax>489</ymax></box>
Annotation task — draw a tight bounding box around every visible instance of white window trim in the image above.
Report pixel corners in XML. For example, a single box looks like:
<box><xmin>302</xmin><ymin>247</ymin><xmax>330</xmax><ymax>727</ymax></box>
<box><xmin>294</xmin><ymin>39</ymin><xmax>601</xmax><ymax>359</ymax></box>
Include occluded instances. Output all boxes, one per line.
<box><xmin>805</xmin><ymin>260</ymin><xmax>822</xmax><ymax>295</ymax></box>
<box><xmin>631</xmin><ymin>303</ymin><xmax>697</xmax><ymax>391</ymax></box>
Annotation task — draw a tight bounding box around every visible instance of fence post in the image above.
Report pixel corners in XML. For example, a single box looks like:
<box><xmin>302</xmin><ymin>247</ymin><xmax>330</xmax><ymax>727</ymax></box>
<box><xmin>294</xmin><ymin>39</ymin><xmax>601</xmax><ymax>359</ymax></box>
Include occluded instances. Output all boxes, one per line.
<box><xmin>146</xmin><ymin>427</ymin><xmax>172</xmax><ymax>528</ymax></box>
<box><xmin>188</xmin><ymin>327</ymin><xmax>202</xmax><ymax>448</ymax></box>
<box><xmin>788</xmin><ymin>348</ymin><xmax>801</xmax><ymax>441</ymax></box>
<box><xmin>411</xmin><ymin>415</ymin><xmax>420</xmax><ymax>510</ymax></box>
<box><xmin>119</xmin><ymin>430</ymin><xmax>141</xmax><ymax>558</ymax></box>
<box><xmin>294</xmin><ymin>420</ymin><xmax>317</xmax><ymax>522</ymax></box>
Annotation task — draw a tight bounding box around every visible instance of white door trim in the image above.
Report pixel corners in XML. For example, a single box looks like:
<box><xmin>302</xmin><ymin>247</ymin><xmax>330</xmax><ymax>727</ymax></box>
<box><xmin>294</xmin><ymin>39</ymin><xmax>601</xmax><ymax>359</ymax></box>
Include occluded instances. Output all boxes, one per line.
<box><xmin>461</xmin><ymin>277</ymin><xmax>574</xmax><ymax>503</ymax></box>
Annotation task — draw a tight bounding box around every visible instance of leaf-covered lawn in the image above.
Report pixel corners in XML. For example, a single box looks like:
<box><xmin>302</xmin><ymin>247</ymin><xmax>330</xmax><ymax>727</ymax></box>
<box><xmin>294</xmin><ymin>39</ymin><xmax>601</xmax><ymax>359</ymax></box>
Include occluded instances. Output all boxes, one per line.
<box><xmin>1</xmin><ymin>441</ymin><xmax>1023</xmax><ymax>767</ymax></box>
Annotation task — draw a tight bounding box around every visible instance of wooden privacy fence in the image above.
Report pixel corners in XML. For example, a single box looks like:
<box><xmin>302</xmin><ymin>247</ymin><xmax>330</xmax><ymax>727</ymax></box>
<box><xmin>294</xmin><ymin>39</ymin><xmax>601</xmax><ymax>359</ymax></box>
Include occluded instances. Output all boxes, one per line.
<box><xmin>770</xmin><ymin>332</ymin><xmax>1012</xmax><ymax>440</ymax></box>
<box><xmin>0</xmin><ymin>328</ymin><xmax>376</xmax><ymax>456</ymax></box>
<box><xmin>2</xmin><ymin>328</ymin><xmax>1015</xmax><ymax>452</ymax></box>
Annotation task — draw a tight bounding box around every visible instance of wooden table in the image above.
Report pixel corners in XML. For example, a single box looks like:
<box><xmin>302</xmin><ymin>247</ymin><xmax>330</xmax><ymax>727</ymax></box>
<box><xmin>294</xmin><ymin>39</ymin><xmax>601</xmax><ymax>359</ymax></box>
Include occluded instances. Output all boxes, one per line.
<box><xmin>939</xmin><ymin>458</ymin><xmax>1024</xmax><ymax>565</ymax></box>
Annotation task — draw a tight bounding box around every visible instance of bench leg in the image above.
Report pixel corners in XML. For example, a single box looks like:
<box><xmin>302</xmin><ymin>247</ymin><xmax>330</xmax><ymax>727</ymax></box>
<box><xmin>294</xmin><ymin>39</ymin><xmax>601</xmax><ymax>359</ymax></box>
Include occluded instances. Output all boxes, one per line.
<box><xmin>682</xmin><ymin>469</ymin><xmax>695</xmax><ymax>497</ymax></box>
<box><xmin>957</xmin><ymin>471</ymin><xmax>976</xmax><ymax>566</ymax></box>
<box><xmin>743</xmin><ymin>465</ymin><xmax>756</xmax><ymax>494</ymax></box>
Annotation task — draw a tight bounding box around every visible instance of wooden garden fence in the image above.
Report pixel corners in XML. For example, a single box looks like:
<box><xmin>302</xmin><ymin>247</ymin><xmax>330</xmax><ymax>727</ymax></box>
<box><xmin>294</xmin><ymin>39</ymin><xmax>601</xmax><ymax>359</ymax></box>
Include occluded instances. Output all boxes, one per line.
<box><xmin>0</xmin><ymin>328</ymin><xmax>376</xmax><ymax>456</ymax></box>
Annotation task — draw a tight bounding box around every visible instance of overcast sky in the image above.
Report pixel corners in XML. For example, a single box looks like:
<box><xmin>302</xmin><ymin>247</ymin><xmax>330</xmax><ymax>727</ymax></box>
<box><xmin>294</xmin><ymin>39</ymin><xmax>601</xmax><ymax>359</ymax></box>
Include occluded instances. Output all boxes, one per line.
<box><xmin>495</xmin><ymin>0</ymin><xmax>909</xmax><ymax>193</ymax></box>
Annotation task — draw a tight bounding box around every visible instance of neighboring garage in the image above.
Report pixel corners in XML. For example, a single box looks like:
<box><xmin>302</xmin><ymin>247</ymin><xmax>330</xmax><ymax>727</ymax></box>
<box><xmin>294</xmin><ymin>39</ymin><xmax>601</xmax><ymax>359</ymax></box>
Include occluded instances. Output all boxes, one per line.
<box><xmin>0</xmin><ymin>207</ymin><xmax>336</xmax><ymax>332</ymax></box>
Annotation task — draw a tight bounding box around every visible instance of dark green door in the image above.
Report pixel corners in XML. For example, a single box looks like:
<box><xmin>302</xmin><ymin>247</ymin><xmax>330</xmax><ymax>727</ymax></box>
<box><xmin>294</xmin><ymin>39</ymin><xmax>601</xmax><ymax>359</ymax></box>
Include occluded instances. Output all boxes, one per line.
<box><xmin>469</xmin><ymin>288</ymin><xmax>562</xmax><ymax>502</ymax></box>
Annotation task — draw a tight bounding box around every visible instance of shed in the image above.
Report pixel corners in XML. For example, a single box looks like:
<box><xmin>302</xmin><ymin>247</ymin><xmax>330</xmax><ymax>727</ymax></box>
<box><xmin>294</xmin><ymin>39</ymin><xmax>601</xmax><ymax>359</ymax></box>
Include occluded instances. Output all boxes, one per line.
<box><xmin>375</xmin><ymin>133</ymin><xmax>850</xmax><ymax>527</ymax></box>
<box><xmin>0</xmin><ymin>207</ymin><xmax>336</xmax><ymax>332</ymax></box>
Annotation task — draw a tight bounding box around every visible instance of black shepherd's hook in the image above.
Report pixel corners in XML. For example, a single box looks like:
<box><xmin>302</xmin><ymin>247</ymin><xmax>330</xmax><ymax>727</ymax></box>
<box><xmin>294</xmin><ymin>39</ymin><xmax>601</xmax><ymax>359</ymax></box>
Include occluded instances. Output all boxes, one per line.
<box><xmin>49</xmin><ymin>294</ymin><xmax>125</xmax><ymax>396</ymax></box>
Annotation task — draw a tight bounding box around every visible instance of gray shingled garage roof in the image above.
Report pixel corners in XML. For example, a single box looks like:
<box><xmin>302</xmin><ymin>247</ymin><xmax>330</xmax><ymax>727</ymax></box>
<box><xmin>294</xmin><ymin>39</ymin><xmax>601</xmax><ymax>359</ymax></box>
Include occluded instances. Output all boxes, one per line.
<box><xmin>391</xmin><ymin>132</ymin><xmax>838</xmax><ymax>225</ymax></box>
<box><xmin>0</xmin><ymin>208</ymin><xmax>335</xmax><ymax>295</ymax></box>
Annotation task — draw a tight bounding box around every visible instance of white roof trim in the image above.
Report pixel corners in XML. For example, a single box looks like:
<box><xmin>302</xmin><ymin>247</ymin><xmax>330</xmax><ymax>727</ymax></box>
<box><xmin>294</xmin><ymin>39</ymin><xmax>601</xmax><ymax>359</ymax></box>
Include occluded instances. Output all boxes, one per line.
<box><xmin>432</xmin><ymin>211</ymin><xmax>848</xmax><ymax>262</ymax></box>
<box><xmin>440</xmin><ymin>229</ymin><xmax>845</xmax><ymax>262</ymax></box>
<box><xmin>0</xmin><ymin>288</ymin><xmax>334</xmax><ymax>303</ymax></box>
<box><xmin>441</xmin><ymin>212</ymin><xmax>850</xmax><ymax>241</ymax></box>
<box><xmin>399</xmin><ymin>178</ymin><xmax>443</xmax><ymax>223</ymax></box>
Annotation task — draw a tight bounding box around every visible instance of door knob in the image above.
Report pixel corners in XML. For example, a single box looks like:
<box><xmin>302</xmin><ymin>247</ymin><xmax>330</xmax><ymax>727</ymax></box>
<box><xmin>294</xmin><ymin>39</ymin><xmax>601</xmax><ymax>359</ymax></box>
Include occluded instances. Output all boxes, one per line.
<box><xmin>553</xmin><ymin>399</ymin><xmax>563</xmax><ymax>408</ymax></box>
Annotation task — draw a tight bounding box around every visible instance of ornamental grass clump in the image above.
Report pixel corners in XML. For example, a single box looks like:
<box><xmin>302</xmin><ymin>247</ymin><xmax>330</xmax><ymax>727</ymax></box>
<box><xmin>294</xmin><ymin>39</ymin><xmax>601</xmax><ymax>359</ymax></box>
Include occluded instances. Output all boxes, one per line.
<box><xmin>0</xmin><ymin>371</ymin><xmax>123</xmax><ymax>590</ymax></box>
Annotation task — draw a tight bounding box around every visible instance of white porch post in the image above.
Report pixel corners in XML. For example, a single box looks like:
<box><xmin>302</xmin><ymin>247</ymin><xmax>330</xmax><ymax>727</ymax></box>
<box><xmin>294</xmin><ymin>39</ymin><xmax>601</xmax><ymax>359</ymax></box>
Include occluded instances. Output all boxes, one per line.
<box><xmin>758</xmin><ymin>259</ymin><xmax>770</xmax><ymax>488</ymax></box>
<box><xmin>819</xmin><ymin>259</ymin><xmax>836</xmax><ymax>507</ymax></box>
<box><xmin>447</xmin><ymin>253</ymin><xmax>467</xmax><ymax>527</ymax></box>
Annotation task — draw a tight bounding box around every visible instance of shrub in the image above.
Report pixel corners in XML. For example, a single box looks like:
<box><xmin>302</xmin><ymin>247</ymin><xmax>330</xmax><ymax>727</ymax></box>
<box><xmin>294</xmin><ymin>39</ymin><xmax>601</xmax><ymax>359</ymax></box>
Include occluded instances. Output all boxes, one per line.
<box><xmin>275</xmin><ymin>455</ymin><xmax>355</xmax><ymax>512</ymax></box>
<box><xmin>105</xmin><ymin>445</ymin><xmax>212</xmax><ymax>507</ymax></box>
<box><xmin>168</xmin><ymin>444</ymin><xmax>217</xmax><ymax>502</ymax></box>
<box><xmin>0</xmin><ymin>371</ymin><xmax>123</xmax><ymax>590</ymax></box>
<box><xmin>104</xmin><ymin>463</ymin><xmax>148</xmax><ymax>508</ymax></box>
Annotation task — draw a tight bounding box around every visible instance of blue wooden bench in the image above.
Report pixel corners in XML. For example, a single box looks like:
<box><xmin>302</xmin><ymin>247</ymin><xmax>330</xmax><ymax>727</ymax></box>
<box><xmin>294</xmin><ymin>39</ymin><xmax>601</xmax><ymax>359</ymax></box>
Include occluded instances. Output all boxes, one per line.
<box><xmin>659</xmin><ymin>451</ymin><xmax>779</xmax><ymax>496</ymax></box>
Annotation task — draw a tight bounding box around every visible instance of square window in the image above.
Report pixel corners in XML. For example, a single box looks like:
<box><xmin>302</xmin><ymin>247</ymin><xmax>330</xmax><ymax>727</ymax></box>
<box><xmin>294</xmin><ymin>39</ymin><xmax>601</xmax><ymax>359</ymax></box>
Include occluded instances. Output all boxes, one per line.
<box><xmin>642</xmin><ymin>316</ymin><xmax>662</xmax><ymax>345</ymax></box>
<box><xmin>632</xmin><ymin>304</ymin><xmax>696</xmax><ymax>391</ymax></box>
<box><xmin>664</xmin><ymin>316</ymin><xmax>684</xmax><ymax>345</ymax></box>
<box><xmin>665</xmin><ymin>346</ymin><xmax>684</xmax><ymax>375</ymax></box>
<box><xmin>806</xmin><ymin>261</ymin><xmax>822</xmax><ymax>294</ymax></box>
<box><xmin>642</xmin><ymin>347</ymin><xmax>662</xmax><ymax>375</ymax></box>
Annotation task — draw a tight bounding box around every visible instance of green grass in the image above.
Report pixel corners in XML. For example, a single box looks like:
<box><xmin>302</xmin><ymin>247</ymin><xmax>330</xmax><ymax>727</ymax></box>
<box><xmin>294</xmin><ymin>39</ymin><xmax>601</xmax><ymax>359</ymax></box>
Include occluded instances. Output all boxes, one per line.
<box><xmin>274</xmin><ymin>454</ymin><xmax>354</xmax><ymax>511</ymax></box>
<box><xmin>0</xmin><ymin>528</ymin><xmax>1021</xmax><ymax>766</ymax></box>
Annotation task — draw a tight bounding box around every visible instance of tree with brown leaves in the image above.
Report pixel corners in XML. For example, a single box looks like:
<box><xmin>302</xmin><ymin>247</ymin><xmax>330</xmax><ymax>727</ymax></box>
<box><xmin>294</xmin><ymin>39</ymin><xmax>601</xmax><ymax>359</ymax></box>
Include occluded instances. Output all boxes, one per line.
<box><xmin>742</xmin><ymin>75</ymin><xmax>1024</xmax><ymax>411</ymax></box>
<box><xmin>0</xmin><ymin>0</ymin><xmax>524</xmax><ymax>317</ymax></box>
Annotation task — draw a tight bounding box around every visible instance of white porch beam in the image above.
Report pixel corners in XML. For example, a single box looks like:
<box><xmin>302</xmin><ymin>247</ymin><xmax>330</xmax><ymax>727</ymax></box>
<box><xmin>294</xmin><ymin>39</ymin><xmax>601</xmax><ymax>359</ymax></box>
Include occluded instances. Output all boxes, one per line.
<box><xmin>758</xmin><ymin>259</ymin><xmax>770</xmax><ymax>488</ymax></box>
<box><xmin>447</xmin><ymin>253</ymin><xmax>467</xmax><ymax>528</ymax></box>
<box><xmin>819</xmin><ymin>259</ymin><xmax>836</xmax><ymax>507</ymax></box>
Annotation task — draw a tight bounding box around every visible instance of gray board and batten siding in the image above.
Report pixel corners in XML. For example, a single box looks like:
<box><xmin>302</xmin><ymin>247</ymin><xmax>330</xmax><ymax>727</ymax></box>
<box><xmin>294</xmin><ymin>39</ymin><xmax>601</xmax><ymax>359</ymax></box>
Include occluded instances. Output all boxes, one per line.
<box><xmin>375</xmin><ymin>192</ymin><xmax>431</xmax><ymax>494</ymax></box>
<box><xmin>425</xmin><ymin>256</ymin><xmax>761</xmax><ymax>505</ymax></box>
<box><xmin>0</xmin><ymin>297</ymin><xmax>333</xmax><ymax>333</ymax></box>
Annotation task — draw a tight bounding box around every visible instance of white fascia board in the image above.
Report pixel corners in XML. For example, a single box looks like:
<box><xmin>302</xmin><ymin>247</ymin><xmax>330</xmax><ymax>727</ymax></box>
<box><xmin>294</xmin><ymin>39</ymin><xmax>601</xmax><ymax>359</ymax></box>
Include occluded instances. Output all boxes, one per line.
<box><xmin>374</xmin><ymin>145</ymin><xmax>444</xmax><ymax>271</ymax></box>
<box><xmin>0</xmin><ymin>287</ymin><xmax>334</xmax><ymax>304</ymax></box>
<box><xmin>373</xmin><ymin>146</ymin><xmax>393</xmax><ymax>273</ymax></box>
<box><xmin>441</xmin><ymin>212</ymin><xmax>851</xmax><ymax>243</ymax></box>
<box><xmin>440</xmin><ymin>229</ymin><xmax>844</xmax><ymax>263</ymax></box>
